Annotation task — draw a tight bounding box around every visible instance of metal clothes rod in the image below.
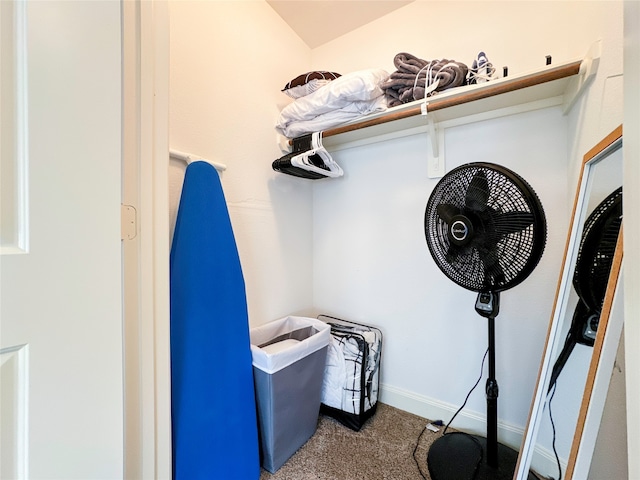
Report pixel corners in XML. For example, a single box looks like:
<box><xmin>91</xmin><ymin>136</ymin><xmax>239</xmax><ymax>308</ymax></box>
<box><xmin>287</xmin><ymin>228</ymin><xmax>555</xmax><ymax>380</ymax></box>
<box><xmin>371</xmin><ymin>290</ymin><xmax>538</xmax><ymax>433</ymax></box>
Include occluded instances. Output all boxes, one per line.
<box><xmin>170</xmin><ymin>149</ymin><xmax>227</xmax><ymax>172</ymax></box>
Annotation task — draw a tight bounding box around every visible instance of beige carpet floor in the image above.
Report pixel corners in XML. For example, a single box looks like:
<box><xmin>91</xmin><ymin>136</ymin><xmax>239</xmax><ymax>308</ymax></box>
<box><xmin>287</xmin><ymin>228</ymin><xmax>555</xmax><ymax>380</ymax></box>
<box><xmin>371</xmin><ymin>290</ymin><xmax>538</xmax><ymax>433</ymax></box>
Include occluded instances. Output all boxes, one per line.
<box><xmin>259</xmin><ymin>403</ymin><xmax>441</xmax><ymax>480</ymax></box>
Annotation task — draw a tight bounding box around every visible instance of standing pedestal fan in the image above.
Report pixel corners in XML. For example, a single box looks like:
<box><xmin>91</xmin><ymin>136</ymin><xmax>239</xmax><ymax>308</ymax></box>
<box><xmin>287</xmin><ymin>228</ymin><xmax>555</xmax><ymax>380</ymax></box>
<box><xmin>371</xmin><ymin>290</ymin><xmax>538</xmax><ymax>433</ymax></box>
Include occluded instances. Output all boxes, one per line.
<box><xmin>424</xmin><ymin>162</ymin><xmax>547</xmax><ymax>480</ymax></box>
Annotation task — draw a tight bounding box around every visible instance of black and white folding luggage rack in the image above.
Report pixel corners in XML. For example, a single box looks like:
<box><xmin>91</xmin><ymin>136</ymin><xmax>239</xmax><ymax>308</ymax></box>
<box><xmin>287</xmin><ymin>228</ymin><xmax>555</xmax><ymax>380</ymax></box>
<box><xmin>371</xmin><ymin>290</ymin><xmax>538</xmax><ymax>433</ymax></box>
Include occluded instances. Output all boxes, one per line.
<box><xmin>317</xmin><ymin>315</ymin><xmax>383</xmax><ymax>431</ymax></box>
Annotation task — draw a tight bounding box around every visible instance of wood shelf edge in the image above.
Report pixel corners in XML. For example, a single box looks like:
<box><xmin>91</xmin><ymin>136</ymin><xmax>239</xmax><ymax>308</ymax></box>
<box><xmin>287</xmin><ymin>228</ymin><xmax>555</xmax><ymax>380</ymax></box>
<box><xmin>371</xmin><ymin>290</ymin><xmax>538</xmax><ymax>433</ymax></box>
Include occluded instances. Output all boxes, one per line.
<box><xmin>320</xmin><ymin>60</ymin><xmax>582</xmax><ymax>141</ymax></box>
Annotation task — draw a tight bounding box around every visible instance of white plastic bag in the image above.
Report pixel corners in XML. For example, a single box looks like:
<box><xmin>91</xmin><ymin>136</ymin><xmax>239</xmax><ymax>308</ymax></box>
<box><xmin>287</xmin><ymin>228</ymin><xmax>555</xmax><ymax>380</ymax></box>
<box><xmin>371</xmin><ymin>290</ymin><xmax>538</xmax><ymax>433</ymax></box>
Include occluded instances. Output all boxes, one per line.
<box><xmin>250</xmin><ymin>316</ymin><xmax>330</xmax><ymax>374</ymax></box>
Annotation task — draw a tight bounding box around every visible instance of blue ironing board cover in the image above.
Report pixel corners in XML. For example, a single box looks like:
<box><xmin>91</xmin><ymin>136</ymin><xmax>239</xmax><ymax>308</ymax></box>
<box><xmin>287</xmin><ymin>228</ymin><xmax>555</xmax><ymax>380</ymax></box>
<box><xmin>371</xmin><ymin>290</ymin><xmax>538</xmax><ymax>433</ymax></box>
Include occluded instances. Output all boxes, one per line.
<box><xmin>170</xmin><ymin>161</ymin><xmax>259</xmax><ymax>479</ymax></box>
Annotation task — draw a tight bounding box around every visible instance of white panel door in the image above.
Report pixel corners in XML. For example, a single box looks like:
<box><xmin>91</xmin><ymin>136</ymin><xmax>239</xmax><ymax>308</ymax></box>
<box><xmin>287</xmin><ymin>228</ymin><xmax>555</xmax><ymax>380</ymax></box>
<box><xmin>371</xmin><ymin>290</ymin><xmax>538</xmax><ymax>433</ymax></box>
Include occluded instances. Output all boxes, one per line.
<box><xmin>0</xmin><ymin>1</ymin><xmax>124</xmax><ymax>478</ymax></box>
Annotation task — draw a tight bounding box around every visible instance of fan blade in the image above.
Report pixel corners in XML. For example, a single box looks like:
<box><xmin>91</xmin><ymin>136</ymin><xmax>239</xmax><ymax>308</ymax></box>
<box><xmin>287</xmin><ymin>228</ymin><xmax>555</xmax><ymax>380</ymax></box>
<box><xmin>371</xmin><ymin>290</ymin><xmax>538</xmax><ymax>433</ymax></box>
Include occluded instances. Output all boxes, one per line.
<box><xmin>465</xmin><ymin>170</ymin><xmax>490</xmax><ymax>212</ymax></box>
<box><xmin>493</xmin><ymin>211</ymin><xmax>534</xmax><ymax>235</ymax></box>
<box><xmin>482</xmin><ymin>250</ymin><xmax>507</xmax><ymax>286</ymax></box>
<box><xmin>445</xmin><ymin>243</ymin><xmax>461</xmax><ymax>263</ymax></box>
<box><xmin>445</xmin><ymin>243</ymin><xmax>470</xmax><ymax>264</ymax></box>
<box><xmin>436</xmin><ymin>203</ymin><xmax>461</xmax><ymax>224</ymax></box>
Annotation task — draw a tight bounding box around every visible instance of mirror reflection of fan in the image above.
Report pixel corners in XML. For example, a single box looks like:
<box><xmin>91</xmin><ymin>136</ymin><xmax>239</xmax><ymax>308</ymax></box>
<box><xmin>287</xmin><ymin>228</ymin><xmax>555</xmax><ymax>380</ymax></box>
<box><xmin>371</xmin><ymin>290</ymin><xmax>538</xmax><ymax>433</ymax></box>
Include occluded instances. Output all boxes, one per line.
<box><xmin>548</xmin><ymin>186</ymin><xmax>622</xmax><ymax>393</ymax></box>
<box><xmin>424</xmin><ymin>162</ymin><xmax>547</xmax><ymax>480</ymax></box>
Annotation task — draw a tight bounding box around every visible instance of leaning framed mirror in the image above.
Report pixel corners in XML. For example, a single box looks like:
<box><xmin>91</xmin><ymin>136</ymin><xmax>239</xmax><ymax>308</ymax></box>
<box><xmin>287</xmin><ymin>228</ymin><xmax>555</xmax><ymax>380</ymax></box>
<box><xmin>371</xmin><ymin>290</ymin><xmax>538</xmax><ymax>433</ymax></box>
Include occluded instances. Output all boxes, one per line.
<box><xmin>514</xmin><ymin>125</ymin><xmax>623</xmax><ymax>479</ymax></box>
<box><xmin>565</xmin><ymin>234</ymin><xmax>623</xmax><ymax>479</ymax></box>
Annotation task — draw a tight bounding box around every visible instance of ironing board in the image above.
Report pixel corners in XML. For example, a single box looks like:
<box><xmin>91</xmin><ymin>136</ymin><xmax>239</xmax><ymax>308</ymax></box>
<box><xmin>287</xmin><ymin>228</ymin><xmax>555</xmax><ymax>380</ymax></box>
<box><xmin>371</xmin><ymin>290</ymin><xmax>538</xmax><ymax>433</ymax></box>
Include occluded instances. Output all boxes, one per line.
<box><xmin>170</xmin><ymin>161</ymin><xmax>259</xmax><ymax>479</ymax></box>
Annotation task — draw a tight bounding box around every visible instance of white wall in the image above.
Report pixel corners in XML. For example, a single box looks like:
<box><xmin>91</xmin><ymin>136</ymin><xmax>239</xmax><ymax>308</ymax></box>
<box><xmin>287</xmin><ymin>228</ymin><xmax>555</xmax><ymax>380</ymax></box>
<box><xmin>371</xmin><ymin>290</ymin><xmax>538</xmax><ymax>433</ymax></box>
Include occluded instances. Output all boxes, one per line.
<box><xmin>311</xmin><ymin>1</ymin><xmax>606</xmax><ymax>79</ymax></box>
<box><xmin>313</xmin><ymin>109</ymin><xmax>568</xmax><ymax>437</ymax></box>
<box><xmin>310</xmin><ymin>0</ymin><xmax>623</xmax><ymax>459</ymax></box>
<box><xmin>566</xmin><ymin>3</ymin><xmax>624</xmax><ymax>181</ymax></box>
<box><xmin>169</xmin><ymin>1</ymin><xmax>315</xmax><ymax>326</ymax></box>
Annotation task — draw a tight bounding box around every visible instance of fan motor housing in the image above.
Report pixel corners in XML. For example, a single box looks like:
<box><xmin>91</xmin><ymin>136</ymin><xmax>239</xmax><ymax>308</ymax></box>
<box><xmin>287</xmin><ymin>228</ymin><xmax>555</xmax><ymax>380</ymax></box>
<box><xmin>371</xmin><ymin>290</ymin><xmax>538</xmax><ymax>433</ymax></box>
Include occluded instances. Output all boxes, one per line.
<box><xmin>449</xmin><ymin>214</ymin><xmax>474</xmax><ymax>246</ymax></box>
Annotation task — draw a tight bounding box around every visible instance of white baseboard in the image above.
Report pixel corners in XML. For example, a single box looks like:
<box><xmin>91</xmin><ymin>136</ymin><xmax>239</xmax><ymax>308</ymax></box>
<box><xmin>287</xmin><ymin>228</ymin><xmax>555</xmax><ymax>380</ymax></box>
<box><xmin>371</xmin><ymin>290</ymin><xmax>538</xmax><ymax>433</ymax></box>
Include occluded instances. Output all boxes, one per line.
<box><xmin>379</xmin><ymin>383</ymin><xmax>565</xmax><ymax>477</ymax></box>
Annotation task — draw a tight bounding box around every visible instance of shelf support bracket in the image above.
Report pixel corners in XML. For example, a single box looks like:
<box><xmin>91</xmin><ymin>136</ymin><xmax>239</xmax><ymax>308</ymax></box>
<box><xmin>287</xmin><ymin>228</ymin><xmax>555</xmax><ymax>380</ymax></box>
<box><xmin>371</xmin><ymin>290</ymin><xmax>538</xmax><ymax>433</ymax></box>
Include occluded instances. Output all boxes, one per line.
<box><xmin>563</xmin><ymin>39</ymin><xmax>601</xmax><ymax>114</ymax></box>
<box><xmin>422</xmin><ymin>102</ymin><xmax>445</xmax><ymax>178</ymax></box>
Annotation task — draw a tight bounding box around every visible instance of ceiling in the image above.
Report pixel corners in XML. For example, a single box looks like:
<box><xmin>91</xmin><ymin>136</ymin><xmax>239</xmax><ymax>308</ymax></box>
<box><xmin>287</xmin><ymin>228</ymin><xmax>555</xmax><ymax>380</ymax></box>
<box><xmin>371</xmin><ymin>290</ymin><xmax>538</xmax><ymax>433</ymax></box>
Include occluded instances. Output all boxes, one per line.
<box><xmin>266</xmin><ymin>1</ymin><xmax>415</xmax><ymax>49</ymax></box>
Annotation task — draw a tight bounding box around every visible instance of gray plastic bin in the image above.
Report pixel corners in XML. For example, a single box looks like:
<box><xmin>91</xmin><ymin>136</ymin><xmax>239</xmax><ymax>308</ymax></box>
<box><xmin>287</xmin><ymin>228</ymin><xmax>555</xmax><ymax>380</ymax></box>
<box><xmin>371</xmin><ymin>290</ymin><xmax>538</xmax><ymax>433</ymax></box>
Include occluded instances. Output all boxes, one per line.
<box><xmin>250</xmin><ymin>316</ymin><xmax>330</xmax><ymax>473</ymax></box>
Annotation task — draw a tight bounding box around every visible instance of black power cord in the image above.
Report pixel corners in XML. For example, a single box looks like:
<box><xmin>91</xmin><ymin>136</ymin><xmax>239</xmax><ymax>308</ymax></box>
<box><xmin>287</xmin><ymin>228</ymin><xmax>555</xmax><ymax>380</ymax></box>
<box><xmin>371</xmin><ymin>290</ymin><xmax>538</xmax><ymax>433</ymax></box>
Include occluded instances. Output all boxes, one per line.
<box><xmin>548</xmin><ymin>383</ymin><xmax>562</xmax><ymax>480</ymax></box>
<box><xmin>443</xmin><ymin>347</ymin><xmax>489</xmax><ymax>435</ymax></box>
<box><xmin>412</xmin><ymin>348</ymin><xmax>490</xmax><ymax>479</ymax></box>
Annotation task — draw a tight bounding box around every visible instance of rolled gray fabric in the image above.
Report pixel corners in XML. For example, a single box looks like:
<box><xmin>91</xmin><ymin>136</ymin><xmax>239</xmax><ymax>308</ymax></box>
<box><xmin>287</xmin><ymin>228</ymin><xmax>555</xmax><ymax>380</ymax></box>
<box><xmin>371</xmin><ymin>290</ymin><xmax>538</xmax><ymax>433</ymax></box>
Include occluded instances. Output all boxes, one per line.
<box><xmin>382</xmin><ymin>52</ymin><xmax>468</xmax><ymax>107</ymax></box>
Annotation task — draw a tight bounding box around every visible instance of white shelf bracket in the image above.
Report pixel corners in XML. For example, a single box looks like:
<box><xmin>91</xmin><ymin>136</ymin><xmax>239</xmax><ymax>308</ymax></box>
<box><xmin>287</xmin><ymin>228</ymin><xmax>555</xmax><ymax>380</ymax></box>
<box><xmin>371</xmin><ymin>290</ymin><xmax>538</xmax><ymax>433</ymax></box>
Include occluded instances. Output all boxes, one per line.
<box><xmin>563</xmin><ymin>40</ymin><xmax>601</xmax><ymax>114</ymax></box>
<box><xmin>422</xmin><ymin>102</ymin><xmax>445</xmax><ymax>178</ymax></box>
<box><xmin>169</xmin><ymin>149</ymin><xmax>227</xmax><ymax>172</ymax></box>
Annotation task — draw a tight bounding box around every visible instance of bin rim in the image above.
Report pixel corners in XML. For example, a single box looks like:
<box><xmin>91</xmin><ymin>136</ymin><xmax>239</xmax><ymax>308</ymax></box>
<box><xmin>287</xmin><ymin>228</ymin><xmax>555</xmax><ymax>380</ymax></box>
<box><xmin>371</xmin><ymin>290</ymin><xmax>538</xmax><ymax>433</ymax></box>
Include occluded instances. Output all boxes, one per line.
<box><xmin>250</xmin><ymin>316</ymin><xmax>330</xmax><ymax>374</ymax></box>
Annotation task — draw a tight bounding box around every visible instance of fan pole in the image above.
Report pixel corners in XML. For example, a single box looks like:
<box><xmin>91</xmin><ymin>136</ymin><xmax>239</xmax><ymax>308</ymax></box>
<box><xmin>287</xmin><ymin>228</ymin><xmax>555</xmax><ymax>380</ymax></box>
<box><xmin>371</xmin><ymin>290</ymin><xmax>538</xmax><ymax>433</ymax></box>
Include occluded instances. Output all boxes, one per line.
<box><xmin>486</xmin><ymin>315</ymin><xmax>499</xmax><ymax>468</ymax></box>
<box><xmin>475</xmin><ymin>291</ymin><xmax>500</xmax><ymax>468</ymax></box>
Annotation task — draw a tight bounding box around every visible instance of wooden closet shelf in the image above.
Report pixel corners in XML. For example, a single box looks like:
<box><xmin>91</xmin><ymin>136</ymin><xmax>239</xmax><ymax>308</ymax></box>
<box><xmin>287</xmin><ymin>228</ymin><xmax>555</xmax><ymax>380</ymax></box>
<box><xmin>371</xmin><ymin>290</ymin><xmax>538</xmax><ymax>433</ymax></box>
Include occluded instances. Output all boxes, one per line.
<box><xmin>319</xmin><ymin>59</ymin><xmax>584</xmax><ymax>150</ymax></box>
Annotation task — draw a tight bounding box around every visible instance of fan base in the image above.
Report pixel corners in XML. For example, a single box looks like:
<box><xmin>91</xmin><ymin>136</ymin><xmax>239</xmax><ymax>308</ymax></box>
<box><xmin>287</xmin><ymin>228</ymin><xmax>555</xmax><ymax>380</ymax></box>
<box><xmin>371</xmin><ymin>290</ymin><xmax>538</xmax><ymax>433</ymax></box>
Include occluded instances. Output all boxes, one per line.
<box><xmin>427</xmin><ymin>432</ymin><xmax>540</xmax><ymax>480</ymax></box>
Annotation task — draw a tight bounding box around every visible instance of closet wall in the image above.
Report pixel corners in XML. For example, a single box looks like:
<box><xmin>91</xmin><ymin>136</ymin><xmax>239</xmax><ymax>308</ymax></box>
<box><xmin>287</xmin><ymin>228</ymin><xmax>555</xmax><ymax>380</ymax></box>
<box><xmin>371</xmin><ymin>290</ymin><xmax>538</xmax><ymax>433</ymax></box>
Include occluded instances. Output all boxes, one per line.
<box><xmin>310</xmin><ymin>0</ymin><xmax>623</xmax><ymax>452</ymax></box>
<box><xmin>168</xmin><ymin>0</ymin><xmax>623</xmax><ymax>459</ymax></box>
<box><xmin>169</xmin><ymin>1</ymin><xmax>315</xmax><ymax>323</ymax></box>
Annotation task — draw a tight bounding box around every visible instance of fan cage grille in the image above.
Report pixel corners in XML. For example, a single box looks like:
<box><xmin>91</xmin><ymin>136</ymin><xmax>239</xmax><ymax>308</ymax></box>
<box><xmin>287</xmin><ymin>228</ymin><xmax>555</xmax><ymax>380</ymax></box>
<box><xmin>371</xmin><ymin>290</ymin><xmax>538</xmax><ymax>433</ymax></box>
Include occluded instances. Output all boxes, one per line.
<box><xmin>573</xmin><ymin>186</ymin><xmax>622</xmax><ymax>310</ymax></box>
<box><xmin>425</xmin><ymin>163</ymin><xmax>547</xmax><ymax>293</ymax></box>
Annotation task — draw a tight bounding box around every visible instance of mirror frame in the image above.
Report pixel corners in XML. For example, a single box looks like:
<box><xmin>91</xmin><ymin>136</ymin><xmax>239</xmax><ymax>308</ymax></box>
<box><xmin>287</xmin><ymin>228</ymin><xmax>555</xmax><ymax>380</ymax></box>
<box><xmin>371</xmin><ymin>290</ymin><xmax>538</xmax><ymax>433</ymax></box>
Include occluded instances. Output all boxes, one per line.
<box><xmin>514</xmin><ymin>125</ymin><xmax>623</xmax><ymax>479</ymax></box>
<box><xmin>565</xmin><ymin>231</ymin><xmax>623</xmax><ymax>478</ymax></box>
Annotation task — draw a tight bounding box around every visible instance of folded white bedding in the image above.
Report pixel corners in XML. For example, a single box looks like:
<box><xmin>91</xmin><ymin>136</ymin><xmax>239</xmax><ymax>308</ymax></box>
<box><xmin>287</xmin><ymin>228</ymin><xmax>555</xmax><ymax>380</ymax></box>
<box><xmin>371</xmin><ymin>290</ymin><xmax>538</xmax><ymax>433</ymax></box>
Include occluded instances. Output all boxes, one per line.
<box><xmin>276</xmin><ymin>68</ymin><xmax>389</xmax><ymax>138</ymax></box>
<box><xmin>279</xmin><ymin>96</ymin><xmax>387</xmax><ymax>139</ymax></box>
